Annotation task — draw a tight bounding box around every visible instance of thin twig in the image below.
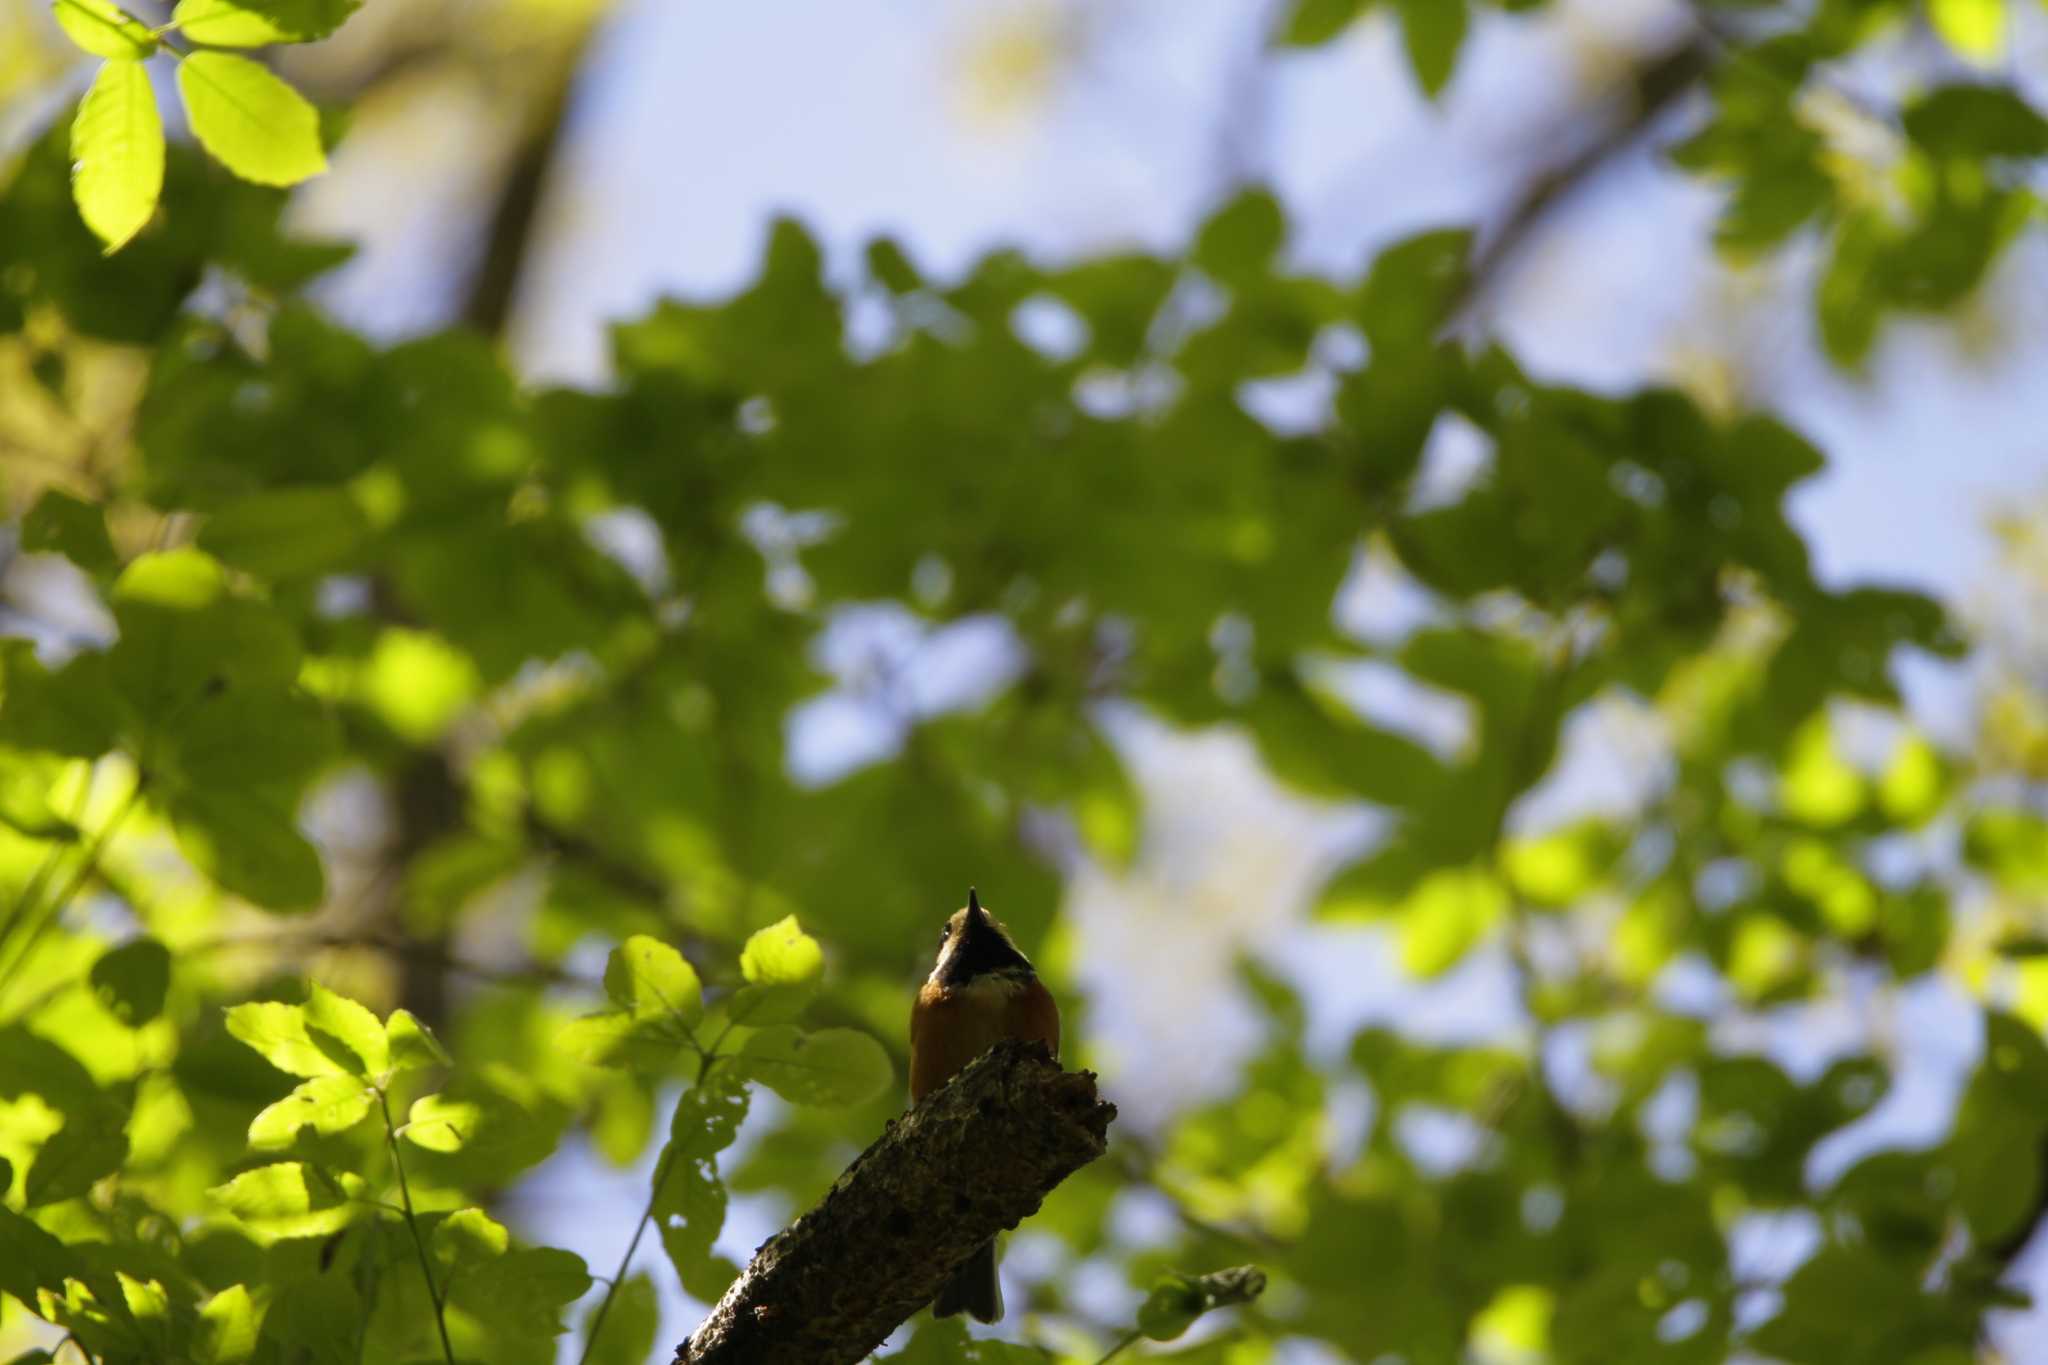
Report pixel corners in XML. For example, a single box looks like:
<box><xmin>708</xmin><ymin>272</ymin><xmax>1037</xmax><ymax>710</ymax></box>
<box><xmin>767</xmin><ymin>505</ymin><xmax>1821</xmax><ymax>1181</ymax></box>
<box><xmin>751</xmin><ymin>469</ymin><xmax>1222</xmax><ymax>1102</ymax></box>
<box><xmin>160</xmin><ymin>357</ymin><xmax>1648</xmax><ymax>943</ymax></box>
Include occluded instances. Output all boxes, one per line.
<box><xmin>581</xmin><ymin>1018</ymin><xmax>738</xmax><ymax>1363</ymax></box>
<box><xmin>379</xmin><ymin>1088</ymin><xmax>457</xmax><ymax>1365</ymax></box>
<box><xmin>0</xmin><ymin>778</ymin><xmax>143</xmax><ymax>1003</ymax></box>
<box><xmin>1092</xmin><ymin>1329</ymin><xmax>1144</xmax><ymax>1365</ymax></box>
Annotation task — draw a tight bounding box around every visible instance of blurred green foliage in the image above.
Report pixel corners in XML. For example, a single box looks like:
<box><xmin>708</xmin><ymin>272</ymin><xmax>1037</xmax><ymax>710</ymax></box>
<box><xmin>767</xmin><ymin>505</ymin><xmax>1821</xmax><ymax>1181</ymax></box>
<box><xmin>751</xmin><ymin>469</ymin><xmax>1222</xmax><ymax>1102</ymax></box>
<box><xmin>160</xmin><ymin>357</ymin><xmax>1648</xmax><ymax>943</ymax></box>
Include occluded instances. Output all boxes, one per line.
<box><xmin>3</xmin><ymin>3</ymin><xmax>2048</xmax><ymax>1362</ymax></box>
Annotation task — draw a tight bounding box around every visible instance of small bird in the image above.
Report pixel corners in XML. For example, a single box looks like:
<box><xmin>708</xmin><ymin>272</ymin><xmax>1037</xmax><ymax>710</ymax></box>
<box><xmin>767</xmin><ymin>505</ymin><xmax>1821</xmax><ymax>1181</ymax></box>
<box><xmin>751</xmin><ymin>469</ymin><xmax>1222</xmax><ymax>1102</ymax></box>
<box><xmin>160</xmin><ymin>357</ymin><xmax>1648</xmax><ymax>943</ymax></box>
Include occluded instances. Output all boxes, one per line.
<box><xmin>909</xmin><ymin>887</ymin><xmax>1061</xmax><ymax>1323</ymax></box>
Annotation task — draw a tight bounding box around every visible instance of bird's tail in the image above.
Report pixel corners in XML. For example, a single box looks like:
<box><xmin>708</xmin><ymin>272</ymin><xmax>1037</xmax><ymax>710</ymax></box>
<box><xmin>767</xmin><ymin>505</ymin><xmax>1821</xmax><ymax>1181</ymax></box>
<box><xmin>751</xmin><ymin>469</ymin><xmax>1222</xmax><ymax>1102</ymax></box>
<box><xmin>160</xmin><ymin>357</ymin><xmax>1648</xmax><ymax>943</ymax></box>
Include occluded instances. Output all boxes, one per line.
<box><xmin>932</xmin><ymin>1238</ymin><xmax>1002</xmax><ymax>1323</ymax></box>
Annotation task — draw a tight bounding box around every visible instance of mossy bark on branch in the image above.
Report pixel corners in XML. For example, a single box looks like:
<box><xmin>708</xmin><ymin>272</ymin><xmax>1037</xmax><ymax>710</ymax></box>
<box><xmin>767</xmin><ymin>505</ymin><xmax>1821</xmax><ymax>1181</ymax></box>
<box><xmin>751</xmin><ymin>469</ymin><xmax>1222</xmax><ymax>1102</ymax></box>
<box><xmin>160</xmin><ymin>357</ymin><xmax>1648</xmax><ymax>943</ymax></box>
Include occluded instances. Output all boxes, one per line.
<box><xmin>674</xmin><ymin>1040</ymin><xmax>1116</xmax><ymax>1365</ymax></box>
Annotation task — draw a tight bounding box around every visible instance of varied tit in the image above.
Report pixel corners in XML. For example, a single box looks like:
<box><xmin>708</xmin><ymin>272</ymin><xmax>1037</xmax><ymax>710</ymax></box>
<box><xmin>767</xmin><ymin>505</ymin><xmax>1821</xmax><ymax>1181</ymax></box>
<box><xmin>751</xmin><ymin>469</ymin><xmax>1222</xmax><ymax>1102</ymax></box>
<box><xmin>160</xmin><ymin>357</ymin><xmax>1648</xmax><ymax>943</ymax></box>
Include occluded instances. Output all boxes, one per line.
<box><xmin>909</xmin><ymin>887</ymin><xmax>1061</xmax><ymax>1323</ymax></box>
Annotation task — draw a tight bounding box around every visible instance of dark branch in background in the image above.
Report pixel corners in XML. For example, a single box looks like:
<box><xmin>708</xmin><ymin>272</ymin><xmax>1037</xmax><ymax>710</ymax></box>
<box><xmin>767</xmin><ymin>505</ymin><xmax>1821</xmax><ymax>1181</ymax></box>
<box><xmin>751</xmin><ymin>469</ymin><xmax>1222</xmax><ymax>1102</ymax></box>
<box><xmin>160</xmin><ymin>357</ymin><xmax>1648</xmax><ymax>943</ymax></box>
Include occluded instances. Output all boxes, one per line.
<box><xmin>674</xmin><ymin>1042</ymin><xmax>1116</xmax><ymax>1365</ymax></box>
<box><xmin>1446</xmin><ymin>33</ymin><xmax>1711</xmax><ymax>332</ymax></box>
<box><xmin>461</xmin><ymin>50</ymin><xmax>590</xmax><ymax>337</ymax></box>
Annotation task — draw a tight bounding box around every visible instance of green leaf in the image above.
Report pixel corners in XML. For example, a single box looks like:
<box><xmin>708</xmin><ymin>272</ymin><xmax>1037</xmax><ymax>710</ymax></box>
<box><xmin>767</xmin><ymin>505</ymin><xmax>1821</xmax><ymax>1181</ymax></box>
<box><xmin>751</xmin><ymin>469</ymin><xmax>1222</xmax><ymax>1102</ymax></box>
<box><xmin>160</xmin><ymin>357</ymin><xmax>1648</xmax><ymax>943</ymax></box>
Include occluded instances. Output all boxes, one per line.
<box><xmin>89</xmin><ymin>936</ymin><xmax>170</xmax><ymax>1025</ymax></box>
<box><xmin>581</xmin><ymin>1273</ymin><xmax>657</xmax><ymax>1365</ymax></box>
<box><xmin>261</xmin><ymin>1274</ymin><xmax>358</xmax><ymax>1365</ymax></box>
<box><xmin>1965</xmin><ymin>808</ymin><xmax>2048</xmax><ymax>890</ymax></box>
<box><xmin>0</xmin><ymin>746</ymin><xmax>79</xmax><ymax>841</ymax></box>
<box><xmin>1192</xmin><ymin>188</ymin><xmax>1286</xmax><ymax>285</ymax></box>
<box><xmin>386</xmin><ymin>1009</ymin><xmax>451</xmax><ymax>1071</ymax></box>
<box><xmin>1904</xmin><ymin>84</ymin><xmax>2048</xmax><ymax>158</ymax></box>
<box><xmin>1877</xmin><ymin>733</ymin><xmax>1946</xmax><ymax>827</ymax></box>
<box><xmin>171</xmin><ymin>0</ymin><xmax>362</xmax><ymax>47</ymax></box>
<box><xmin>171</xmin><ymin>689</ymin><xmax>335</xmax><ymax>788</ymax></box>
<box><xmin>21</xmin><ymin>490</ymin><xmax>117</xmax><ymax>574</ymax></box>
<box><xmin>194</xmin><ymin>1284</ymin><xmax>262</xmax><ymax>1365</ymax></box>
<box><xmin>603</xmin><ymin>934</ymin><xmax>703</xmax><ymax>1026</ymax></box>
<box><xmin>1399</xmin><ymin>867</ymin><xmax>1506</xmax><ymax>977</ymax></box>
<box><xmin>119</xmin><ymin>1272</ymin><xmax>172</xmax><ymax>1355</ymax></box>
<box><xmin>431</xmin><ymin>1206</ymin><xmax>509</xmax><ymax>1278</ymax></box>
<box><xmin>225</xmin><ymin>1000</ymin><xmax>349</xmax><ymax>1078</ymax></box>
<box><xmin>865</xmin><ymin>236</ymin><xmax>921</xmax><ymax>292</ymax></box>
<box><xmin>1135</xmin><ymin>1266</ymin><xmax>1267</xmax><ymax>1342</ymax></box>
<box><xmin>176</xmin><ymin>51</ymin><xmax>328</xmax><ymax>187</ymax></box>
<box><xmin>0</xmin><ymin>642</ymin><xmax>120</xmax><ymax>761</ymax></box>
<box><xmin>739</xmin><ymin>915</ymin><xmax>824</xmax><ymax>987</ymax></box>
<box><xmin>0</xmin><ymin>1024</ymin><xmax>101</xmax><ymax>1115</ymax></box>
<box><xmin>1394</xmin><ymin>0</ymin><xmax>1466</xmax><ymax>97</ymax></box>
<box><xmin>731</xmin><ymin>915</ymin><xmax>822</xmax><ymax>1026</ymax></box>
<box><xmin>1280</xmin><ymin>0</ymin><xmax>1370</xmax><ymax>46</ymax></box>
<box><xmin>108</xmin><ymin>549</ymin><xmax>301</xmax><ymax>726</ymax></box>
<box><xmin>1358</xmin><ymin>229</ymin><xmax>1471</xmax><ymax>352</ymax></box>
<box><xmin>402</xmin><ymin>1076</ymin><xmax>565</xmax><ymax>1185</ymax></box>
<box><xmin>168</xmin><ymin>785</ymin><xmax>326</xmax><ymax>910</ymax></box>
<box><xmin>731</xmin><ymin>1026</ymin><xmax>893</xmax><ymax>1107</ymax></box>
<box><xmin>654</xmin><ymin>1083</ymin><xmax>748</xmax><ymax>1300</ymax></box>
<box><xmin>0</xmin><ymin>1204</ymin><xmax>80</xmax><ymax>1305</ymax></box>
<box><xmin>198</xmin><ymin>485</ymin><xmax>370</xmax><ymax>579</ymax></box>
<box><xmin>1927</xmin><ymin>0</ymin><xmax>2006</xmax><ymax>63</ymax></box>
<box><xmin>447</xmin><ymin>1246</ymin><xmax>591</xmax><ymax>1340</ymax></box>
<box><xmin>672</xmin><ymin>1078</ymin><xmax>750</xmax><ymax>1158</ymax></box>
<box><xmin>72</xmin><ymin>58</ymin><xmax>164</xmax><ymax>253</ymax></box>
<box><xmin>51</xmin><ymin>0</ymin><xmax>156</xmax><ymax>57</ymax></box>
<box><xmin>24</xmin><ymin>1120</ymin><xmax>128</xmax><ymax>1205</ymax></box>
<box><xmin>1136</xmin><ymin>1278</ymin><xmax>1206</xmax><ymax>1342</ymax></box>
<box><xmin>207</xmin><ymin>1161</ymin><xmax>362</xmax><ymax>1243</ymax></box>
<box><xmin>303</xmin><ymin>984</ymin><xmax>389</xmax><ymax>1074</ymax></box>
<box><xmin>247</xmin><ymin>1074</ymin><xmax>373</xmax><ymax>1150</ymax></box>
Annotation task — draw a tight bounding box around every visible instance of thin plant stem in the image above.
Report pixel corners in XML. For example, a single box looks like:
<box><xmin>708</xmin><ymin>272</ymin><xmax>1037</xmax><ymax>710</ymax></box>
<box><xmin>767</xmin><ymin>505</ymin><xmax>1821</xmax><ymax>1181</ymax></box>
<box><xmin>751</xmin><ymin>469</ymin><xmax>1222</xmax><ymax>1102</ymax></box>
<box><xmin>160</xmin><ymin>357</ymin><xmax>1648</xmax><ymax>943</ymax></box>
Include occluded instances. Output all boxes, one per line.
<box><xmin>0</xmin><ymin>778</ymin><xmax>143</xmax><ymax>1004</ymax></box>
<box><xmin>0</xmin><ymin>841</ymin><xmax>65</xmax><ymax>961</ymax></box>
<box><xmin>379</xmin><ymin>1089</ymin><xmax>457</xmax><ymax>1365</ymax></box>
<box><xmin>1092</xmin><ymin>1329</ymin><xmax>1143</xmax><ymax>1365</ymax></box>
<box><xmin>578</xmin><ymin>1027</ymin><xmax>733</xmax><ymax>1365</ymax></box>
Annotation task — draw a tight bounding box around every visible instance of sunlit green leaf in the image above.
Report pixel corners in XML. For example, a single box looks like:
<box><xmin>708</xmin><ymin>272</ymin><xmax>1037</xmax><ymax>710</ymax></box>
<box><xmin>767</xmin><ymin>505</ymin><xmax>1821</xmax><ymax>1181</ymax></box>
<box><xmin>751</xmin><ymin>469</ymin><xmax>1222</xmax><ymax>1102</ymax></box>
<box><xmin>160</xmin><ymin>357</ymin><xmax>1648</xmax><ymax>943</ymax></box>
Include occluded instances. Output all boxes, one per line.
<box><xmin>604</xmin><ymin>934</ymin><xmax>703</xmax><ymax>1026</ymax></box>
<box><xmin>226</xmin><ymin>1001</ymin><xmax>348</xmax><ymax>1079</ymax></box>
<box><xmin>248</xmin><ymin>1073</ymin><xmax>373</xmax><ymax>1150</ymax></box>
<box><xmin>1927</xmin><ymin>0</ymin><xmax>2006</xmax><ymax>62</ymax></box>
<box><xmin>71</xmin><ymin>58</ymin><xmax>164</xmax><ymax>253</ymax></box>
<box><xmin>194</xmin><ymin>1284</ymin><xmax>262</xmax><ymax>1365</ymax></box>
<box><xmin>51</xmin><ymin>0</ymin><xmax>156</xmax><ymax>57</ymax></box>
<box><xmin>387</xmin><ymin>1009</ymin><xmax>451</xmax><ymax>1071</ymax></box>
<box><xmin>1399</xmin><ymin>867</ymin><xmax>1506</xmax><ymax>977</ymax></box>
<box><xmin>176</xmin><ymin>51</ymin><xmax>328</xmax><ymax>186</ymax></box>
<box><xmin>0</xmin><ymin>746</ymin><xmax>78</xmax><ymax>841</ymax></box>
<box><xmin>431</xmin><ymin>1206</ymin><xmax>509</xmax><ymax>1278</ymax></box>
<box><xmin>303</xmin><ymin>984</ymin><xmax>388</xmax><ymax>1075</ymax></box>
<box><xmin>171</xmin><ymin>0</ymin><xmax>362</xmax><ymax>46</ymax></box>
<box><xmin>402</xmin><ymin>1076</ymin><xmax>565</xmax><ymax>1186</ymax></box>
<box><xmin>1778</xmin><ymin>717</ymin><xmax>1863</xmax><ymax>827</ymax></box>
<box><xmin>207</xmin><ymin>1161</ymin><xmax>362</xmax><ymax>1243</ymax></box>
<box><xmin>731</xmin><ymin>914</ymin><xmax>823</xmax><ymax>1026</ymax></box>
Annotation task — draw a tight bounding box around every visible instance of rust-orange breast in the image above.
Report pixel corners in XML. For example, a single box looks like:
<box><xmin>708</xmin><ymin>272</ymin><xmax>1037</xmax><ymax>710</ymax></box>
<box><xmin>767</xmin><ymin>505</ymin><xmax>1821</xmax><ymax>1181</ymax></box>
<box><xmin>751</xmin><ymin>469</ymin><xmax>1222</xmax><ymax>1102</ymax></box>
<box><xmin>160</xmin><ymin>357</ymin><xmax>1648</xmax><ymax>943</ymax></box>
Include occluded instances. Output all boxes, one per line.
<box><xmin>909</xmin><ymin>976</ymin><xmax>1059</xmax><ymax>1102</ymax></box>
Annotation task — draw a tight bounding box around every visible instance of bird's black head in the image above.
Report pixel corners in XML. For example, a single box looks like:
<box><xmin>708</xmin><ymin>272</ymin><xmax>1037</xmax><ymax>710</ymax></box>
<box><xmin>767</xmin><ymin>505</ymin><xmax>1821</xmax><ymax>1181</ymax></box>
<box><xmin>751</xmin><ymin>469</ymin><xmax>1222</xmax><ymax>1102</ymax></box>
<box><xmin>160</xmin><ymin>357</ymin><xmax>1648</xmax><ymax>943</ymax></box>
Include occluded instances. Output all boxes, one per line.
<box><xmin>931</xmin><ymin>887</ymin><xmax>1033</xmax><ymax>987</ymax></box>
